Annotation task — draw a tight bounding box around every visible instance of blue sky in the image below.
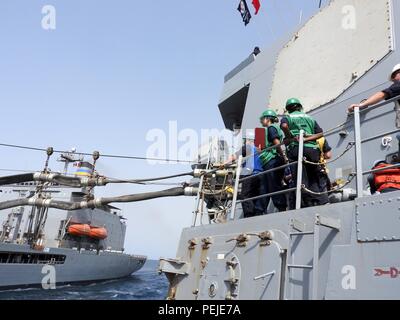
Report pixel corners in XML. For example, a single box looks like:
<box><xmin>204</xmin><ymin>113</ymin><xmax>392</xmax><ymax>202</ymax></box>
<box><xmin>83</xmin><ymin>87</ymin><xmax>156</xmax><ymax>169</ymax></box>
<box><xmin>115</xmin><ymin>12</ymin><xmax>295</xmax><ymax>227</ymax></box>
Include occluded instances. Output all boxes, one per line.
<box><xmin>0</xmin><ymin>0</ymin><xmax>323</xmax><ymax>259</ymax></box>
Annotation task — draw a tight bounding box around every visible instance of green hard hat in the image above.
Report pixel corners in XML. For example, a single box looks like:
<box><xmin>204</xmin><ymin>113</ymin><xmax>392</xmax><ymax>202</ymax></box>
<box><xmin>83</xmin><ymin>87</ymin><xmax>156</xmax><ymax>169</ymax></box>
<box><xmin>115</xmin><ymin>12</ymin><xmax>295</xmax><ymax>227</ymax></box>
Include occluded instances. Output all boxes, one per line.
<box><xmin>286</xmin><ymin>98</ymin><xmax>302</xmax><ymax>108</ymax></box>
<box><xmin>260</xmin><ymin>109</ymin><xmax>277</xmax><ymax>120</ymax></box>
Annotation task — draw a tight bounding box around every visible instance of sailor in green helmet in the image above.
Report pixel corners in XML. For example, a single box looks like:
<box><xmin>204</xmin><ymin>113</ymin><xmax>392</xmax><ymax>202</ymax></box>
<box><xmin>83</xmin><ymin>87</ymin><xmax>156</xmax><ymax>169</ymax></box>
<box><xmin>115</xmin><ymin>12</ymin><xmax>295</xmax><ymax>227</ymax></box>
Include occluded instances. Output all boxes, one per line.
<box><xmin>280</xmin><ymin>98</ymin><xmax>325</xmax><ymax>209</ymax></box>
<box><xmin>259</xmin><ymin>109</ymin><xmax>287</xmax><ymax>212</ymax></box>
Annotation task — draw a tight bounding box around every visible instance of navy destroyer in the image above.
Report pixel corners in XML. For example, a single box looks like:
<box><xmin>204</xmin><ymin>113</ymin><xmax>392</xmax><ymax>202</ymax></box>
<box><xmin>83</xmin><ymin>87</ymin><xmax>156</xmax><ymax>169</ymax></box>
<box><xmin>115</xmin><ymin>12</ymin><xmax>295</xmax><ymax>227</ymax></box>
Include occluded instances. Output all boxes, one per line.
<box><xmin>159</xmin><ymin>0</ymin><xmax>400</xmax><ymax>299</ymax></box>
<box><xmin>0</xmin><ymin>150</ymin><xmax>146</xmax><ymax>289</ymax></box>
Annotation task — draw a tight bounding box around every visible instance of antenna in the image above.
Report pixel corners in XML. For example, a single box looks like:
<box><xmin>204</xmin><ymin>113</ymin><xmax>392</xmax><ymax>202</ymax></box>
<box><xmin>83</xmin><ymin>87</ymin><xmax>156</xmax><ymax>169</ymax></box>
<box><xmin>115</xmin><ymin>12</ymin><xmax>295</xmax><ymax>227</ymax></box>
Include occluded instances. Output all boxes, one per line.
<box><xmin>57</xmin><ymin>148</ymin><xmax>83</xmax><ymax>174</ymax></box>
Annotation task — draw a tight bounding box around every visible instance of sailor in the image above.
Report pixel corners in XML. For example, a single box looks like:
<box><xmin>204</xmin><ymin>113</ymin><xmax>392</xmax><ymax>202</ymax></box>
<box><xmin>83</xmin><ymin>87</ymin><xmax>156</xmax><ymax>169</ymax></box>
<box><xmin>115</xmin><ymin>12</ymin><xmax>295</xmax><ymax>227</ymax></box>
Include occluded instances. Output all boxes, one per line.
<box><xmin>280</xmin><ymin>98</ymin><xmax>324</xmax><ymax>209</ymax></box>
<box><xmin>348</xmin><ymin>64</ymin><xmax>400</xmax><ymax>116</ymax></box>
<box><xmin>368</xmin><ymin>160</ymin><xmax>400</xmax><ymax>194</ymax></box>
<box><xmin>259</xmin><ymin>109</ymin><xmax>287</xmax><ymax>212</ymax></box>
<box><xmin>228</xmin><ymin>131</ymin><xmax>265</xmax><ymax>218</ymax></box>
<box><xmin>316</xmin><ymin>136</ymin><xmax>332</xmax><ymax>205</ymax></box>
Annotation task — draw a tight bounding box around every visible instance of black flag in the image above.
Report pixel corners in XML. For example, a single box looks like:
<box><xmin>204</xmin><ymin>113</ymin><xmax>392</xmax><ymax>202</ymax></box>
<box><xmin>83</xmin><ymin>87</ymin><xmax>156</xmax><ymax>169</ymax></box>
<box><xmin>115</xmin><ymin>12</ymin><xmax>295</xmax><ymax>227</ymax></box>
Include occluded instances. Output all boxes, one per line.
<box><xmin>237</xmin><ymin>0</ymin><xmax>251</xmax><ymax>26</ymax></box>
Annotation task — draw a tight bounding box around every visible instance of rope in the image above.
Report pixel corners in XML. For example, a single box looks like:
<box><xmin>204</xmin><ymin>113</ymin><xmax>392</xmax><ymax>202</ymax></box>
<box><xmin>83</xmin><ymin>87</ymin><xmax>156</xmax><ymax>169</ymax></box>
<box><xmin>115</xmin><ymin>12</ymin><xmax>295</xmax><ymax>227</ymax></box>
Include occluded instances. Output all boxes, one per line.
<box><xmin>202</xmin><ymin>180</ymin><xmax>228</xmax><ymax>208</ymax></box>
<box><xmin>225</xmin><ymin>90</ymin><xmax>398</xmax><ymax>169</ymax></box>
<box><xmin>302</xmin><ymin>142</ymin><xmax>355</xmax><ymax>166</ymax></box>
<box><xmin>321</xmin><ymin>119</ymin><xmax>352</xmax><ymax>135</ymax></box>
<box><xmin>0</xmin><ymin>168</ymin><xmax>34</xmax><ymax>173</ymax></box>
<box><xmin>239</xmin><ymin>161</ymin><xmax>294</xmax><ymax>183</ymax></box>
<box><xmin>0</xmin><ymin>142</ymin><xmax>196</xmax><ymax>164</ymax></box>
<box><xmin>218</xmin><ymin>172</ymin><xmax>228</xmax><ymax>202</ymax></box>
<box><xmin>302</xmin><ymin>174</ymin><xmax>356</xmax><ymax>196</ymax></box>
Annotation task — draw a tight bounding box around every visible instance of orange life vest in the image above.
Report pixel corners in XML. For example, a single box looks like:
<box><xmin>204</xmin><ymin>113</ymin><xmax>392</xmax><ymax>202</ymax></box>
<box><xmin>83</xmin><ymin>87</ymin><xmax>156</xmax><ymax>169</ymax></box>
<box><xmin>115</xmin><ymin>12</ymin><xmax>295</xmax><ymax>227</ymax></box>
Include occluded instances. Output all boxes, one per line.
<box><xmin>373</xmin><ymin>163</ymin><xmax>400</xmax><ymax>192</ymax></box>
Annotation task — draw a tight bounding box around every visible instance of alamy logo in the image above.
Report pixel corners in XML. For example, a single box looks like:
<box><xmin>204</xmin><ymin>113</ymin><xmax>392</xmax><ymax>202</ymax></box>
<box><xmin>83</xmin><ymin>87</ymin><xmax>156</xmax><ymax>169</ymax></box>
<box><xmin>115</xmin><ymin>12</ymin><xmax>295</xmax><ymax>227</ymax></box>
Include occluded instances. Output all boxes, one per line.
<box><xmin>41</xmin><ymin>5</ymin><xmax>56</xmax><ymax>30</ymax></box>
<box><xmin>341</xmin><ymin>265</ymin><xmax>356</xmax><ymax>290</ymax></box>
<box><xmin>341</xmin><ymin>5</ymin><xmax>356</xmax><ymax>30</ymax></box>
<box><xmin>145</xmin><ymin>121</ymin><xmax>240</xmax><ymax>165</ymax></box>
<box><xmin>41</xmin><ymin>264</ymin><xmax>56</xmax><ymax>289</ymax></box>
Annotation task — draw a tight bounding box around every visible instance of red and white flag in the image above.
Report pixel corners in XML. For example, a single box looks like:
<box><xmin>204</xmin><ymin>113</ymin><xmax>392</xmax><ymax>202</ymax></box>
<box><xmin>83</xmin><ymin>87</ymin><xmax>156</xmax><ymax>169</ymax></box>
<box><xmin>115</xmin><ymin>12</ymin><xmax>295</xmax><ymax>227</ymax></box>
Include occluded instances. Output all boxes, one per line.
<box><xmin>252</xmin><ymin>0</ymin><xmax>261</xmax><ymax>15</ymax></box>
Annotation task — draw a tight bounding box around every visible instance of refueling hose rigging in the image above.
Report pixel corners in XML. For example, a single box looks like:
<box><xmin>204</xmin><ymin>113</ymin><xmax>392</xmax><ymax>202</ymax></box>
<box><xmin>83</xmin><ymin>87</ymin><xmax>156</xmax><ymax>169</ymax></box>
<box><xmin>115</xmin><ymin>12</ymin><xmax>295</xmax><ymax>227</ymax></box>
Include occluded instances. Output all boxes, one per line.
<box><xmin>0</xmin><ymin>171</ymin><xmax>195</xmax><ymax>188</ymax></box>
<box><xmin>0</xmin><ymin>187</ymin><xmax>198</xmax><ymax>211</ymax></box>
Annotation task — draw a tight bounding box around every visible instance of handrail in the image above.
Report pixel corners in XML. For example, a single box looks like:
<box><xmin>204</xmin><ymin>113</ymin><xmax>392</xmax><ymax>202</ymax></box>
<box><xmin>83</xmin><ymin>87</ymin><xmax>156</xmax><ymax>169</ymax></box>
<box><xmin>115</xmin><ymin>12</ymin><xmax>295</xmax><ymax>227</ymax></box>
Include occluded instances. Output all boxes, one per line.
<box><xmin>226</xmin><ymin>95</ymin><xmax>400</xmax><ymax>171</ymax></box>
<box><xmin>230</xmin><ymin>155</ymin><xmax>242</xmax><ymax>220</ymax></box>
<box><xmin>353</xmin><ymin>107</ymin><xmax>364</xmax><ymax>198</ymax></box>
<box><xmin>192</xmin><ymin>142</ymin><xmax>212</xmax><ymax>226</ymax></box>
<box><xmin>234</xmin><ymin>130</ymin><xmax>305</xmax><ymax>213</ymax></box>
<box><xmin>361</xmin><ymin>128</ymin><xmax>400</xmax><ymax>144</ymax></box>
<box><xmin>239</xmin><ymin>161</ymin><xmax>296</xmax><ymax>182</ymax></box>
<box><xmin>362</xmin><ymin>162</ymin><xmax>400</xmax><ymax>175</ymax></box>
<box><xmin>295</xmin><ymin>130</ymin><xmax>305</xmax><ymax>209</ymax></box>
<box><xmin>359</xmin><ymin>94</ymin><xmax>400</xmax><ymax>114</ymax></box>
<box><xmin>226</xmin><ymin>93</ymin><xmax>400</xmax><ymax>217</ymax></box>
<box><xmin>352</xmin><ymin>95</ymin><xmax>400</xmax><ymax>198</ymax></box>
<box><xmin>237</xmin><ymin>187</ymin><xmax>298</xmax><ymax>204</ymax></box>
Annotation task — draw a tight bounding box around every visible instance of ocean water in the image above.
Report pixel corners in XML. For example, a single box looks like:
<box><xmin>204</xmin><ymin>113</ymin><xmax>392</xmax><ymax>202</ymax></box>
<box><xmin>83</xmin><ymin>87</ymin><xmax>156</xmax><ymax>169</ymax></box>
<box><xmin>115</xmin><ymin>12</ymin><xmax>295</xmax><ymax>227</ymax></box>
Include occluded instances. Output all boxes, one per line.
<box><xmin>0</xmin><ymin>259</ymin><xmax>168</xmax><ymax>300</ymax></box>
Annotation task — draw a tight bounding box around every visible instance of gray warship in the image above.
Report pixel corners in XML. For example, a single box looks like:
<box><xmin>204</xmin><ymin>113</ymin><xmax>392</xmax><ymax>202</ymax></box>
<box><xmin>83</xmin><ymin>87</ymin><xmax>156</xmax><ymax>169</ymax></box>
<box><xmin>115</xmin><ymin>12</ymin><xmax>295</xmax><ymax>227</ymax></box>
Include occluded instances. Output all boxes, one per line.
<box><xmin>158</xmin><ymin>0</ymin><xmax>400</xmax><ymax>299</ymax></box>
<box><xmin>0</xmin><ymin>151</ymin><xmax>146</xmax><ymax>289</ymax></box>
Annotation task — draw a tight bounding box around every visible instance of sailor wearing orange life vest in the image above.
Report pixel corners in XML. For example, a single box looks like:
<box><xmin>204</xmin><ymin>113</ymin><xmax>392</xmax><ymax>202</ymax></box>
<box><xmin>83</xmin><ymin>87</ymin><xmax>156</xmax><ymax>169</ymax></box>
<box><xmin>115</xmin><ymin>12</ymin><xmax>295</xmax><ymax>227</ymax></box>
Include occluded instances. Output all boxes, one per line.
<box><xmin>368</xmin><ymin>160</ymin><xmax>400</xmax><ymax>194</ymax></box>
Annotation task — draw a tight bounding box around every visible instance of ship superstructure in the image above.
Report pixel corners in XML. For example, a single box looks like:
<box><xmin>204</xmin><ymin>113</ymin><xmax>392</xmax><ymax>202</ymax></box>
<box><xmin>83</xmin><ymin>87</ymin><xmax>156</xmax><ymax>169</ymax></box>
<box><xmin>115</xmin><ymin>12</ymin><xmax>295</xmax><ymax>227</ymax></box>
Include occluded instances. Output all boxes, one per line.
<box><xmin>159</xmin><ymin>0</ymin><xmax>400</xmax><ymax>299</ymax></box>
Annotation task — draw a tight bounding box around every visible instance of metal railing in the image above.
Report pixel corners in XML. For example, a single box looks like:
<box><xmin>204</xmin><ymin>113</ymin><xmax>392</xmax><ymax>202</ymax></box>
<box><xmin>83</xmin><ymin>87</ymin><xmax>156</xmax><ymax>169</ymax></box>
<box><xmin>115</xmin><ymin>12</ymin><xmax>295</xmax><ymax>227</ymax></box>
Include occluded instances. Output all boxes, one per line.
<box><xmin>353</xmin><ymin>107</ymin><xmax>364</xmax><ymax>198</ymax></box>
<box><xmin>239</xmin><ymin>161</ymin><xmax>298</xmax><ymax>183</ymax></box>
<box><xmin>362</xmin><ymin>162</ymin><xmax>400</xmax><ymax>175</ymax></box>
<box><xmin>230</xmin><ymin>155</ymin><xmax>243</xmax><ymax>220</ymax></box>
<box><xmin>354</xmin><ymin>95</ymin><xmax>400</xmax><ymax>196</ymax></box>
<box><xmin>237</xmin><ymin>187</ymin><xmax>298</xmax><ymax>204</ymax></box>
<box><xmin>231</xmin><ymin>94</ymin><xmax>400</xmax><ymax>219</ymax></box>
<box><xmin>189</xmin><ymin>94</ymin><xmax>399</xmax><ymax>225</ymax></box>
<box><xmin>192</xmin><ymin>141</ymin><xmax>212</xmax><ymax>226</ymax></box>
<box><xmin>229</xmin><ymin>130</ymin><xmax>306</xmax><ymax>219</ymax></box>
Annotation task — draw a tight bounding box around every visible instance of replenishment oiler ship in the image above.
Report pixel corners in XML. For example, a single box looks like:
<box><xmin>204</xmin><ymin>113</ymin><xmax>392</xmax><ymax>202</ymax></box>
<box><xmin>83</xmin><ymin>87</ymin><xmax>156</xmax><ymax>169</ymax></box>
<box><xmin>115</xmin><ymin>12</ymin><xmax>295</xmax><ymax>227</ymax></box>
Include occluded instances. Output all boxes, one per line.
<box><xmin>159</xmin><ymin>0</ymin><xmax>400</xmax><ymax>299</ymax></box>
<box><xmin>0</xmin><ymin>150</ymin><xmax>146</xmax><ymax>289</ymax></box>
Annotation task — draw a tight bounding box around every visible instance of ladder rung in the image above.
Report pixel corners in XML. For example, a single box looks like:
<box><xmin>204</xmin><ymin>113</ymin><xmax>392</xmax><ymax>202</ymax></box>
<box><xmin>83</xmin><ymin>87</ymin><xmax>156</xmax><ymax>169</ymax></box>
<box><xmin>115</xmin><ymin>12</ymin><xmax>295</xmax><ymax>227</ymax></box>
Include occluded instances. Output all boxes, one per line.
<box><xmin>287</xmin><ymin>264</ymin><xmax>313</xmax><ymax>269</ymax></box>
<box><xmin>289</xmin><ymin>231</ymin><xmax>314</xmax><ymax>236</ymax></box>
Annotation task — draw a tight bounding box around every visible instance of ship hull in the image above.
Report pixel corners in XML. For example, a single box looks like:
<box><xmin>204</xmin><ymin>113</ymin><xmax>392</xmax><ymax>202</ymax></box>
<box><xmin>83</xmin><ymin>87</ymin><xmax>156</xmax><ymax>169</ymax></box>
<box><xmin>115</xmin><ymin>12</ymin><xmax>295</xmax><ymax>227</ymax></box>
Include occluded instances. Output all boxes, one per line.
<box><xmin>160</xmin><ymin>191</ymin><xmax>400</xmax><ymax>299</ymax></box>
<box><xmin>0</xmin><ymin>243</ymin><xmax>146</xmax><ymax>289</ymax></box>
